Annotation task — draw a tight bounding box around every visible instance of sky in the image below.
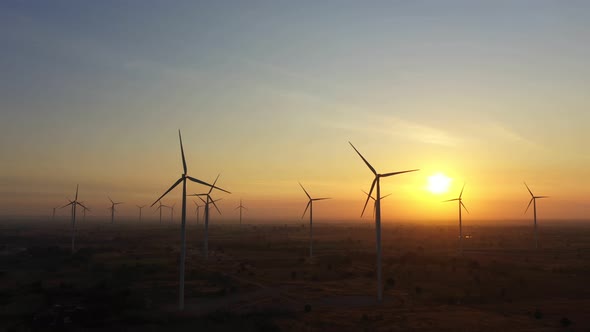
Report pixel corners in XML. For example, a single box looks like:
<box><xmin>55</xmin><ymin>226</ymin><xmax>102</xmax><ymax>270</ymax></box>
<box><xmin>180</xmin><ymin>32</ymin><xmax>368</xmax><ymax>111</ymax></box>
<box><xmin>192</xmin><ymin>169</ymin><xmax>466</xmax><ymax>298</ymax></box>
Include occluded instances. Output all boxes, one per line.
<box><xmin>1</xmin><ymin>1</ymin><xmax>589</xmax><ymax>223</ymax></box>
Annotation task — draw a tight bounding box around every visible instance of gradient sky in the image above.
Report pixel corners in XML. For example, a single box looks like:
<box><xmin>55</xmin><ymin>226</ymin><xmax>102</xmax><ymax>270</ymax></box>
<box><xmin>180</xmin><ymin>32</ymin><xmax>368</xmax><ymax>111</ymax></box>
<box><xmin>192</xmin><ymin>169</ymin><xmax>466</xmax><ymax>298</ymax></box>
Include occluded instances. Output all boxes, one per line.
<box><xmin>1</xmin><ymin>1</ymin><xmax>589</xmax><ymax>223</ymax></box>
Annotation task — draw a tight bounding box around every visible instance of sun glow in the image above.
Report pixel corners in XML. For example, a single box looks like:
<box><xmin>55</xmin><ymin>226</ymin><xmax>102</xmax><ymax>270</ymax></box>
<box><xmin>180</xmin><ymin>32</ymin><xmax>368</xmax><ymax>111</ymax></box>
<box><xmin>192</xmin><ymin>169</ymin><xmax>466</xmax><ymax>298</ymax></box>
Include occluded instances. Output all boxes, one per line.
<box><xmin>427</xmin><ymin>173</ymin><xmax>452</xmax><ymax>194</ymax></box>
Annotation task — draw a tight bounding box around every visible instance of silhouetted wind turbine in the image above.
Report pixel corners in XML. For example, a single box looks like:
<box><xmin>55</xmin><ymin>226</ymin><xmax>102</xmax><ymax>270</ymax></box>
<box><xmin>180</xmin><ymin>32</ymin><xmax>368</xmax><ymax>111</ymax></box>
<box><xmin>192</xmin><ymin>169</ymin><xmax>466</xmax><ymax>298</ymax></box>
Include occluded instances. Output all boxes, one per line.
<box><xmin>150</xmin><ymin>130</ymin><xmax>229</xmax><ymax>311</ymax></box>
<box><xmin>108</xmin><ymin>197</ymin><xmax>123</xmax><ymax>224</ymax></box>
<box><xmin>137</xmin><ymin>205</ymin><xmax>145</xmax><ymax>222</ymax></box>
<box><xmin>235</xmin><ymin>199</ymin><xmax>247</xmax><ymax>226</ymax></box>
<box><xmin>299</xmin><ymin>183</ymin><xmax>330</xmax><ymax>258</ymax></box>
<box><xmin>193</xmin><ymin>201</ymin><xmax>202</xmax><ymax>225</ymax></box>
<box><xmin>349</xmin><ymin>142</ymin><xmax>419</xmax><ymax>302</ymax></box>
<box><xmin>444</xmin><ymin>183</ymin><xmax>469</xmax><ymax>255</ymax></box>
<box><xmin>155</xmin><ymin>201</ymin><xmax>169</xmax><ymax>224</ymax></box>
<box><xmin>361</xmin><ymin>190</ymin><xmax>392</xmax><ymax>218</ymax></box>
<box><xmin>51</xmin><ymin>206</ymin><xmax>58</xmax><ymax>221</ymax></box>
<box><xmin>524</xmin><ymin>182</ymin><xmax>548</xmax><ymax>249</ymax></box>
<box><xmin>188</xmin><ymin>174</ymin><xmax>225</xmax><ymax>259</ymax></box>
<box><xmin>79</xmin><ymin>201</ymin><xmax>90</xmax><ymax>222</ymax></box>
<box><xmin>61</xmin><ymin>185</ymin><xmax>87</xmax><ymax>254</ymax></box>
<box><xmin>170</xmin><ymin>203</ymin><xmax>176</xmax><ymax>222</ymax></box>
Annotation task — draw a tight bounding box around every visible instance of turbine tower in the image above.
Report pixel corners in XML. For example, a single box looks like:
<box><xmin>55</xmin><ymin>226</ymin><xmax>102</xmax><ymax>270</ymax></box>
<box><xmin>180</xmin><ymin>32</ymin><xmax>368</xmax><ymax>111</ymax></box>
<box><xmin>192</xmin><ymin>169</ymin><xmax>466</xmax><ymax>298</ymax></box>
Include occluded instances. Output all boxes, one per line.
<box><xmin>524</xmin><ymin>182</ymin><xmax>548</xmax><ymax>249</ymax></box>
<box><xmin>151</xmin><ymin>130</ymin><xmax>229</xmax><ymax>311</ymax></box>
<box><xmin>444</xmin><ymin>183</ymin><xmax>469</xmax><ymax>255</ymax></box>
<box><xmin>79</xmin><ymin>202</ymin><xmax>90</xmax><ymax>222</ymax></box>
<box><xmin>108</xmin><ymin>197</ymin><xmax>123</xmax><ymax>224</ymax></box>
<box><xmin>362</xmin><ymin>190</ymin><xmax>391</xmax><ymax>219</ymax></box>
<box><xmin>235</xmin><ymin>199</ymin><xmax>247</xmax><ymax>226</ymax></box>
<box><xmin>51</xmin><ymin>206</ymin><xmax>58</xmax><ymax>221</ymax></box>
<box><xmin>299</xmin><ymin>183</ymin><xmax>330</xmax><ymax>258</ymax></box>
<box><xmin>189</xmin><ymin>174</ymin><xmax>225</xmax><ymax>259</ymax></box>
<box><xmin>137</xmin><ymin>205</ymin><xmax>145</xmax><ymax>222</ymax></box>
<box><xmin>193</xmin><ymin>201</ymin><xmax>202</xmax><ymax>225</ymax></box>
<box><xmin>349</xmin><ymin>142</ymin><xmax>419</xmax><ymax>302</ymax></box>
<box><xmin>155</xmin><ymin>201</ymin><xmax>169</xmax><ymax>224</ymax></box>
<box><xmin>60</xmin><ymin>185</ymin><xmax>87</xmax><ymax>254</ymax></box>
<box><xmin>170</xmin><ymin>203</ymin><xmax>176</xmax><ymax>222</ymax></box>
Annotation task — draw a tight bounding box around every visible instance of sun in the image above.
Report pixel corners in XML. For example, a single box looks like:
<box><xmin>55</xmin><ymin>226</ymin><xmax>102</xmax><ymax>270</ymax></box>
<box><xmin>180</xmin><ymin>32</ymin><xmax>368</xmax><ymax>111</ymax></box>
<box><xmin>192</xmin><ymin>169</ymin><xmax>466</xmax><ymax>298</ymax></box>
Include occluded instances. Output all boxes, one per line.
<box><xmin>427</xmin><ymin>173</ymin><xmax>452</xmax><ymax>194</ymax></box>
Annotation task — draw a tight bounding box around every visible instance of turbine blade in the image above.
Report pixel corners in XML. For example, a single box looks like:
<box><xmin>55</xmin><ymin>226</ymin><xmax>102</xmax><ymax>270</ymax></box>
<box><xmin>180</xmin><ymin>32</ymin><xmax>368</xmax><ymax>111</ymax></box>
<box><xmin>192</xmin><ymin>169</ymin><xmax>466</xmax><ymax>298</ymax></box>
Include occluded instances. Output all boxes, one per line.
<box><xmin>313</xmin><ymin>197</ymin><xmax>331</xmax><ymax>201</ymax></box>
<box><xmin>381</xmin><ymin>193</ymin><xmax>392</xmax><ymax>200</ymax></box>
<box><xmin>299</xmin><ymin>182</ymin><xmax>311</xmax><ymax>200</ymax></box>
<box><xmin>349</xmin><ymin>142</ymin><xmax>377</xmax><ymax>175</ymax></box>
<box><xmin>187</xmin><ymin>175</ymin><xmax>230</xmax><ymax>193</ymax></box>
<box><xmin>524</xmin><ymin>197</ymin><xmax>534</xmax><ymax>214</ymax></box>
<box><xmin>211</xmin><ymin>199</ymin><xmax>222</xmax><ymax>215</ymax></box>
<box><xmin>234</xmin><ymin>206</ymin><xmax>240</xmax><ymax>210</ymax></box>
<box><xmin>381</xmin><ymin>169</ymin><xmax>420</xmax><ymax>177</ymax></box>
<box><xmin>461</xmin><ymin>201</ymin><xmax>469</xmax><ymax>214</ymax></box>
<box><xmin>77</xmin><ymin>202</ymin><xmax>88</xmax><ymax>210</ymax></box>
<box><xmin>207</xmin><ymin>174</ymin><xmax>220</xmax><ymax>195</ymax></box>
<box><xmin>536</xmin><ymin>196</ymin><xmax>549</xmax><ymax>199</ymax></box>
<box><xmin>459</xmin><ymin>183</ymin><xmax>465</xmax><ymax>199</ymax></box>
<box><xmin>443</xmin><ymin>198</ymin><xmax>460</xmax><ymax>202</ymax></box>
<box><xmin>361</xmin><ymin>189</ymin><xmax>376</xmax><ymax>201</ymax></box>
<box><xmin>198</xmin><ymin>196</ymin><xmax>207</xmax><ymax>204</ymax></box>
<box><xmin>361</xmin><ymin>178</ymin><xmax>377</xmax><ymax>217</ymax></box>
<box><xmin>60</xmin><ymin>202</ymin><xmax>74</xmax><ymax>209</ymax></box>
<box><xmin>302</xmin><ymin>201</ymin><xmax>311</xmax><ymax>219</ymax></box>
<box><xmin>108</xmin><ymin>196</ymin><xmax>114</xmax><ymax>204</ymax></box>
<box><xmin>150</xmin><ymin>177</ymin><xmax>183</xmax><ymax>207</ymax></box>
<box><xmin>179</xmin><ymin>130</ymin><xmax>187</xmax><ymax>175</ymax></box>
<box><xmin>524</xmin><ymin>182</ymin><xmax>534</xmax><ymax>197</ymax></box>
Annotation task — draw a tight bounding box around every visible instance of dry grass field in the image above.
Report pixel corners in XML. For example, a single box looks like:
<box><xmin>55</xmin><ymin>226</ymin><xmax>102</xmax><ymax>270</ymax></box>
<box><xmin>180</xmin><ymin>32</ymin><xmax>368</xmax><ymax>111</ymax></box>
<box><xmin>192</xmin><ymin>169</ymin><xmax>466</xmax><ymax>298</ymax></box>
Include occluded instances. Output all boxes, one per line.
<box><xmin>2</xmin><ymin>219</ymin><xmax>589</xmax><ymax>331</ymax></box>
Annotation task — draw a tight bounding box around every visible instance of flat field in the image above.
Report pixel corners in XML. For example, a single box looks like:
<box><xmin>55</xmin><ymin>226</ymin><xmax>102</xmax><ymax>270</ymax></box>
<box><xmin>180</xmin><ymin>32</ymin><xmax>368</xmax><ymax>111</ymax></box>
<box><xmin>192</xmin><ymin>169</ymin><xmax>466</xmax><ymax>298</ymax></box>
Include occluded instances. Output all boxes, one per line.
<box><xmin>1</xmin><ymin>219</ymin><xmax>589</xmax><ymax>331</ymax></box>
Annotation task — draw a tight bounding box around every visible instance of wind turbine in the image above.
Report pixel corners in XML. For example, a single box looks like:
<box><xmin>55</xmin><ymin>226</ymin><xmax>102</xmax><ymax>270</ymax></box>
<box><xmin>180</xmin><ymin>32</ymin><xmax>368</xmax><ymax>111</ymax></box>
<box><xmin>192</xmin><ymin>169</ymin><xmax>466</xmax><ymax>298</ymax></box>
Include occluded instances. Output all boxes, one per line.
<box><xmin>524</xmin><ymin>182</ymin><xmax>548</xmax><ymax>249</ymax></box>
<box><xmin>137</xmin><ymin>205</ymin><xmax>145</xmax><ymax>222</ymax></box>
<box><xmin>443</xmin><ymin>183</ymin><xmax>469</xmax><ymax>255</ymax></box>
<box><xmin>51</xmin><ymin>206</ymin><xmax>58</xmax><ymax>221</ymax></box>
<box><xmin>79</xmin><ymin>202</ymin><xmax>90</xmax><ymax>222</ymax></box>
<box><xmin>155</xmin><ymin>201</ymin><xmax>169</xmax><ymax>224</ymax></box>
<box><xmin>108</xmin><ymin>197</ymin><xmax>123</xmax><ymax>224</ymax></box>
<box><xmin>235</xmin><ymin>199</ymin><xmax>247</xmax><ymax>226</ymax></box>
<box><xmin>60</xmin><ymin>185</ymin><xmax>87</xmax><ymax>254</ymax></box>
<box><xmin>150</xmin><ymin>130</ymin><xmax>229</xmax><ymax>311</ymax></box>
<box><xmin>299</xmin><ymin>183</ymin><xmax>330</xmax><ymax>258</ymax></box>
<box><xmin>349</xmin><ymin>142</ymin><xmax>419</xmax><ymax>302</ymax></box>
<box><xmin>170</xmin><ymin>203</ymin><xmax>176</xmax><ymax>222</ymax></box>
<box><xmin>193</xmin><ymin>201</ymin><xmax>202</xmax><ymax>225</ymax></box>
<box><xmin>188</xmin><ymin>174</ymin><xmax>225</xmax><ymax>259</ymax></box>
<box><xmin>362</xmin><ymin>190</ymin><xmax>392</xmax><ymax>219</ymax></box>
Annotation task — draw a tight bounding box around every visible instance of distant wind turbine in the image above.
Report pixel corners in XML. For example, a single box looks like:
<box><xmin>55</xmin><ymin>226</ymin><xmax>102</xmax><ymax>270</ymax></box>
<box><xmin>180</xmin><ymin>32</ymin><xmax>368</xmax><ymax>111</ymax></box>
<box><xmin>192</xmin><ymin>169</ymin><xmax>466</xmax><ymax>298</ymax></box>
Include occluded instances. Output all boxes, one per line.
<box><xmin>188</xmin><ymin>174</ymin><xmax>225</xmax><ymax>259</ymax></box>
<box><xmin>361</xmin><ymin>190</ymin><xmax>392</xmax><ymax>218</ymax></box>
<box><xmin>137</xmin><ymin>205</ymin><xmax>145</xmax><ymax>222</ymax></box>
<box><xmin>349</xmin><ymin>142</ymin><xmax>419</xmax><ymax>302</ymax></box>
<box><xmin>235</xmin><ymin>199</ymin><xmax>247</xmax><ymax>226</ymax></box>
<box><xmin>444</xmin><ymin>183</ymin><xmax>469</xmax><ymax>255</ymax></box>
<box><xmin>60</xmin><ymin>185</ymin><xmax>87</xmax><ymax>254</ymax></box>
<box><xmin>170</xmin><ymin>203</ymin><xmax>176</xmax><ymax>222</ymax></box>
<box><xmin>155</xmin><ymin>201</ymin><xmax>169</xmax><ymax>224</ymax></box>
<box><xmin>299</xmin><ymin>183</ymin><xmax>330</xmax><ymax>258</ymax></box>
<box><xmin>51</xmin><ymin>206</ymin><xmax>58</xmax><ymax>221</ymax></box>
<box><xmin>108</xmin><ymin>197</ymin><xmax>123</xmax><ymax>224</ymax></box>
<box><xmin>193</xmin><ymin>201</ymin><xmax>202</xmax><ymax>225</ymax></box>
<box><xmin>524</xmin><ymin>182</ymin><xmax>548</xmax><ymax>249</ymax></box>
<box><xmin>151</xmin><ymin>130</ymin><xmax>229</xmax><ymax>311</ymax></box>
<box><xmin>79</xmin><ymin>201</ymin><xmax>90</xmax><ymax>222</ymax></box>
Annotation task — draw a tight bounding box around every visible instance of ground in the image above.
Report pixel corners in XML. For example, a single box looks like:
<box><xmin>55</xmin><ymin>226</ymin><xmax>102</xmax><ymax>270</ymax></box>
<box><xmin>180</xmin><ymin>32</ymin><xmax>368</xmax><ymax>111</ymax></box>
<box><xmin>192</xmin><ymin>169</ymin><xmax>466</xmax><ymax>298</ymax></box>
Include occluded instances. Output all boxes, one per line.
<box><xmin>1</xmin><ymin>219</ymin><xmax>589</xmax><ymax>331</ymax></box>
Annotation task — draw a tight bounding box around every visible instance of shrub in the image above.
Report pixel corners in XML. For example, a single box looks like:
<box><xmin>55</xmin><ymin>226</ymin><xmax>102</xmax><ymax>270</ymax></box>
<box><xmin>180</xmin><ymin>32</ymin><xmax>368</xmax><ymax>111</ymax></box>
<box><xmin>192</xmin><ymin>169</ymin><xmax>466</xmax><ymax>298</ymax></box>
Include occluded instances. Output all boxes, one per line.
<box><xmin>533</xmin><ymin>308</ymin><xmax>543</xmax><ymax>319</ymax></box>
<box><xmin>304</xmin><ymin>304</ymin><xmax>311</xmax><ymax>313</ymax></box>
